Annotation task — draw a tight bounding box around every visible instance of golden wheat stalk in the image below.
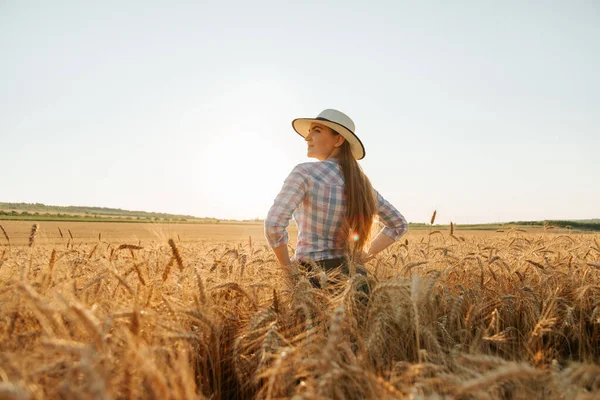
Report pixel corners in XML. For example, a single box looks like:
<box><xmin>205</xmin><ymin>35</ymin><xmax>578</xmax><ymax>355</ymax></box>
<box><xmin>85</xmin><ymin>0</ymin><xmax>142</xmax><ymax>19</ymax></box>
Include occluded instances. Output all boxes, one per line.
<box><xmin>194</xmin><ymin>264</ymin><xmax>206</xmax><ymax>303</ymax></box>
<box><xmin>455</xmin><ymin>363</ymin><xmax>544</xmax><ymax>395</ymax></box>
<box><xmin>67</xmin><ymin>300</ymin><xmax>104</xmax><ymax>348</ymax></box>
<box><xmin>0</xmin><ymin>224</ymin><xmax>9</xmax><ymax>245</ymax></box>
<box><xmin>46</xmin><ymin>248</ymin><xmax>57</xmax><ymax>287</ymax></box>
<box><xmin>132</xmin><ymin>262</ymin><xmax>146</xmax><ymax>286</ymax></box>
<box><xmin>525</xmin><ymin>259</ymin><xmax>545</xmax><ymax>270</ymax></box>
<box><xmin>210</xmin><ymin>282</ymin><xmax>258</xmax><ymax>310</ymax></box>
<box><xmin>111</xmin><ymin>270</ymin><xmax>134</xmax><ymax>296</ymax></box>
<box><xmin>28</xmin><ymin>223</ymin><xmax>38</xmax><ymax>247</ymax></box>
<box><xmin>117</xmin><ymin>244</ymin><xmax>144</xmax><ymax>250</ymax></box>
<box><xmin>168</xmin><ymin>239</ymin><xmax>184</xmax><ymax>270</ymax></box>
<box><xmin>41</xmin><ymin>338</ymin><xmax>89</xmax><ymax>354</ymax></box>
<box><xmin>587</xmin><ymin>262</ymin><xmax>600</xmax><ymax>269</ymax></box>
<box><xmin>162</xmin><ymin>256</ymin><xmax>175</xmax><ymax>283</ymax></box>
<box><xmin>87</xmin><ymin>244</ymin><xmax>98</xmax><ymax>259</ymax></box>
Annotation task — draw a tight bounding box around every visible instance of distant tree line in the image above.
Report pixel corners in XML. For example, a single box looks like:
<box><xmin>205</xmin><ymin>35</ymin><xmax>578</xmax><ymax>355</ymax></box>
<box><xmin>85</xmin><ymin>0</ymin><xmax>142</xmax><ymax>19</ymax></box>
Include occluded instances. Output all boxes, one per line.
<box><xmin>0</xmin><ymin>210</ymin><xmax>184</xmax><ymax>221</ymax></box>
<box><xmin>0</xmin><ymin>202</ymin><xmax>203</xmax><ymax>221</ymax></box>
<box><xmin>507</xmin><ymin>220</ymin><xmax>600</xmax><ymax>231</ymax></box>
<box><xmin>0</xmin><ymin>209</ymin><xmax>227</xmax><ymax>224</ymax></box>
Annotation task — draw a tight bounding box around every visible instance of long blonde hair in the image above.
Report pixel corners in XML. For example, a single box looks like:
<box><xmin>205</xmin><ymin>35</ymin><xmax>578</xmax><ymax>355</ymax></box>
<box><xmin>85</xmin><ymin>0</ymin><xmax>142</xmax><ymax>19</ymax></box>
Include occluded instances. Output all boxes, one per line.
<box><xmin>336</xmin><ymin>137</ymin><xmax>377</xmax><ymax>254</ymax></box>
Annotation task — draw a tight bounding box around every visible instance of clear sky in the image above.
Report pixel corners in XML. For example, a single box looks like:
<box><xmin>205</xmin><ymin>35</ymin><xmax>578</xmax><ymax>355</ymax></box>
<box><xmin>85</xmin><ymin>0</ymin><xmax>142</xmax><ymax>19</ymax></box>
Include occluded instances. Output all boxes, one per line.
<box><xmin>1</xmin><ymin>1</ymin><xmax>598</xmax><ymax>224</ymax></box>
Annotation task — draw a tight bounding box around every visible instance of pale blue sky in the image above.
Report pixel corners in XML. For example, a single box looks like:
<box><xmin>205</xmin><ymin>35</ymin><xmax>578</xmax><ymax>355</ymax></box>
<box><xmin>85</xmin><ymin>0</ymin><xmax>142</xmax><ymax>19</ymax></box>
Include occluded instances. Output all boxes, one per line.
<box><xmin>1</xmin><ymin>1</ymin><xmax>598</xmax><ymax>224</ymax></box>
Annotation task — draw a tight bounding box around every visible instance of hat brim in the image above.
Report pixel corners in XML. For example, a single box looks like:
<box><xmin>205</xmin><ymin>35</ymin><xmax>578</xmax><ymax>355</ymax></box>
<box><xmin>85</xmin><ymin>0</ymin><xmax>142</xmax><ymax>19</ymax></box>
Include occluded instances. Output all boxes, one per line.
<box><xmin>292</xmin><ymin>117</ymin><xmax>366</xmax><ymax>160</ymax></box>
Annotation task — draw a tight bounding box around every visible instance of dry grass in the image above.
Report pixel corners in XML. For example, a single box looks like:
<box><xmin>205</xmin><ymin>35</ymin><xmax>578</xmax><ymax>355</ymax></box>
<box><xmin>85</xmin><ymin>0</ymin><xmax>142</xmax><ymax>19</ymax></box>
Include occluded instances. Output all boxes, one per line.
<box><xmin>0</xmin><ymin>224</ymin><xmax>599</xmax><ymax>399</ymax></box>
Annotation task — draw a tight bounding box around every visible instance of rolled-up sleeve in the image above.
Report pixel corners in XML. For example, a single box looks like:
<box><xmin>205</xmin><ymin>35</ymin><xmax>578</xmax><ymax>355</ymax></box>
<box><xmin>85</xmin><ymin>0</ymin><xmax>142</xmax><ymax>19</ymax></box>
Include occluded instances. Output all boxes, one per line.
<box><xmin>374</xmin><ymin>190</ymin><xmax>408</xmax><ymax>241</ymax></box>
<box><xmin>264</xmin><ymin>166</ymin><xmax>307</xmax><ymax>248</ymax></box>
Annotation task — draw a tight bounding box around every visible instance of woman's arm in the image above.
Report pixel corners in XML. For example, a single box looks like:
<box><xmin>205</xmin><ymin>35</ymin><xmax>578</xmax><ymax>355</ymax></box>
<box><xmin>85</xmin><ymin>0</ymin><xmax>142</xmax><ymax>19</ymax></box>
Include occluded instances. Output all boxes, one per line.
<box><xmin>272</xmin><ymin>244</ymin><xmax>292</xmax><ymax>266</ymax></box>
<box><xmin>367</xmin><ymin>232</ymin><xmax>396</xmax><ymax>257</ymax></box>
<box><xmin>364</xmin><ymin>190</ymin><xmax>408</xmax><ymax>259</ymax></box>
<box><xmin>272</xmin><ymin>244</ymin><xmax>301</xmax><ymax>286</ymax></box>
<box><xmin>264</xmin><ymin>166</ymin><xmax>307</xmax><ymax>265</ymax></box>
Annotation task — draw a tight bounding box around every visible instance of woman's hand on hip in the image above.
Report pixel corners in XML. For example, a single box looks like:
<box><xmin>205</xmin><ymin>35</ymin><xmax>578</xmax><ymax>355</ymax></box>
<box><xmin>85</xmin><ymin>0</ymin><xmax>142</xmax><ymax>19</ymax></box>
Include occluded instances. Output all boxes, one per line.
<box><xmin>358</xmin><ymin>250</ymin><xmax>374</xmax><ymax>264</ymax></box>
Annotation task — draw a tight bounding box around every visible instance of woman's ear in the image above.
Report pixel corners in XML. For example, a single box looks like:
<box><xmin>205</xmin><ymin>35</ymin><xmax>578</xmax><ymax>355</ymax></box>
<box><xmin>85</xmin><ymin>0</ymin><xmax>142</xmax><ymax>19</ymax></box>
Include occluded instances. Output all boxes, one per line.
<box><xmin>334</xmin><ymin>135</ymin><xmax>346</xmax><ymax>148</ymax></box>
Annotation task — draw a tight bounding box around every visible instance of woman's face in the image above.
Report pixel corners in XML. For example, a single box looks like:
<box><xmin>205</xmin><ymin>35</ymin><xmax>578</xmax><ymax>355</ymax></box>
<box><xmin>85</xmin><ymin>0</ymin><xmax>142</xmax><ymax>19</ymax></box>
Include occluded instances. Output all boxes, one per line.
<box><xmin>305</xmin><ymin>123</ymin><xmax>345</xmax><ymax>161</ymax></box>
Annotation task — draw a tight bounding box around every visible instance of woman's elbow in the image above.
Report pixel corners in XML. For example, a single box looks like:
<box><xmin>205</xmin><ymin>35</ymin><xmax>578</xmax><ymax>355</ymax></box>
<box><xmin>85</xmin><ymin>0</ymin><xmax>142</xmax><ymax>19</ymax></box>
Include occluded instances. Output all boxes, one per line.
<box><xmin>264</xmin><ymin>224</ymin><xmax>287</xmax><ymax>248</ymax></box>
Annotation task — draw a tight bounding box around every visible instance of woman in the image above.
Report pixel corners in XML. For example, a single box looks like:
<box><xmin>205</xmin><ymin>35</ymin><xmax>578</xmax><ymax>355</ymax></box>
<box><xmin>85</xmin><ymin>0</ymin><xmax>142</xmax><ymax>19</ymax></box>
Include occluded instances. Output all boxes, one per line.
<box><xmin>264</xmin><ymin>109</ymin><xmax>408</xmax><ymax>287</ymax></box>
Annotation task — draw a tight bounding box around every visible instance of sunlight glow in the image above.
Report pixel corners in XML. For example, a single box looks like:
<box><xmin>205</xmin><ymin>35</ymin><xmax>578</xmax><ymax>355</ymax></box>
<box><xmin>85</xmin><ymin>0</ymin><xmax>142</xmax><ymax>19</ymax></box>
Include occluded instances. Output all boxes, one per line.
<box><xmin>198</xmin><ymin>131</ymin><xmax>290</xmax><ymax>219</ymax></box>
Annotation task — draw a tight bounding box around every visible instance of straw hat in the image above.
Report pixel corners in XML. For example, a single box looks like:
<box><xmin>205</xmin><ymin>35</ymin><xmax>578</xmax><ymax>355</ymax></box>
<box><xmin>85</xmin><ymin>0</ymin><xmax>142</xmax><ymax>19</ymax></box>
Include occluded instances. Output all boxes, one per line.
<box><xmin>292</xmin><ymin>109</ymin><xmax>365</xmax><ymax>160</ymax></box>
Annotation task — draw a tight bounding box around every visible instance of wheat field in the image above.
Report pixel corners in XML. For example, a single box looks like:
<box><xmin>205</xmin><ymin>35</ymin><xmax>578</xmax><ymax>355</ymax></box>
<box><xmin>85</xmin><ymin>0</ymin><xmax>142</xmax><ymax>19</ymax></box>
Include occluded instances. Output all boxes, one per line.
<box><xmin>1</xmin><ymin>222</ymin><xmax>599</xmax><ymax>399</ymax></box>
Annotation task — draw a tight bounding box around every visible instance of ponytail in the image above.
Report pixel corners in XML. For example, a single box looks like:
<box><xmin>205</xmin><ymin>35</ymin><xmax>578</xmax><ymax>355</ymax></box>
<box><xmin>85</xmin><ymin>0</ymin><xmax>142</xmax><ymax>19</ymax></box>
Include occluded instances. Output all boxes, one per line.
<box><xmin>337</xmin><ymin>139</ymin><xmax>377</xmax><ymax>254</ymax></box>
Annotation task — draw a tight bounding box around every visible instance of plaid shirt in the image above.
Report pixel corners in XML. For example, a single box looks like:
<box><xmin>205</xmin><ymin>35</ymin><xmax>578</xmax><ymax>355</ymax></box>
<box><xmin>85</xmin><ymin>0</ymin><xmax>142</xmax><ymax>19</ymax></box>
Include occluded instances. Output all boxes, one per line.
<box><xmin>265</xmin><ymin>158</ymin><xmax>408</xmax><ymax>262</ymax></box>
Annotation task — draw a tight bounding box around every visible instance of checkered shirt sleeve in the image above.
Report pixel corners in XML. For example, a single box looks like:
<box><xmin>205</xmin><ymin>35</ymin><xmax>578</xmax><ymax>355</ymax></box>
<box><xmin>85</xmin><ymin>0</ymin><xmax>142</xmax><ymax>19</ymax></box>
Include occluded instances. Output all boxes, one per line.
<box><xmin>375</xmin><ymin>190</ymin><xmax>408</xmax><ymax>241</ymax></box>
<box><xmin>264</xmin><ymin>166</ymin><xmax>308</xmax><ymax>248</ymax></box>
